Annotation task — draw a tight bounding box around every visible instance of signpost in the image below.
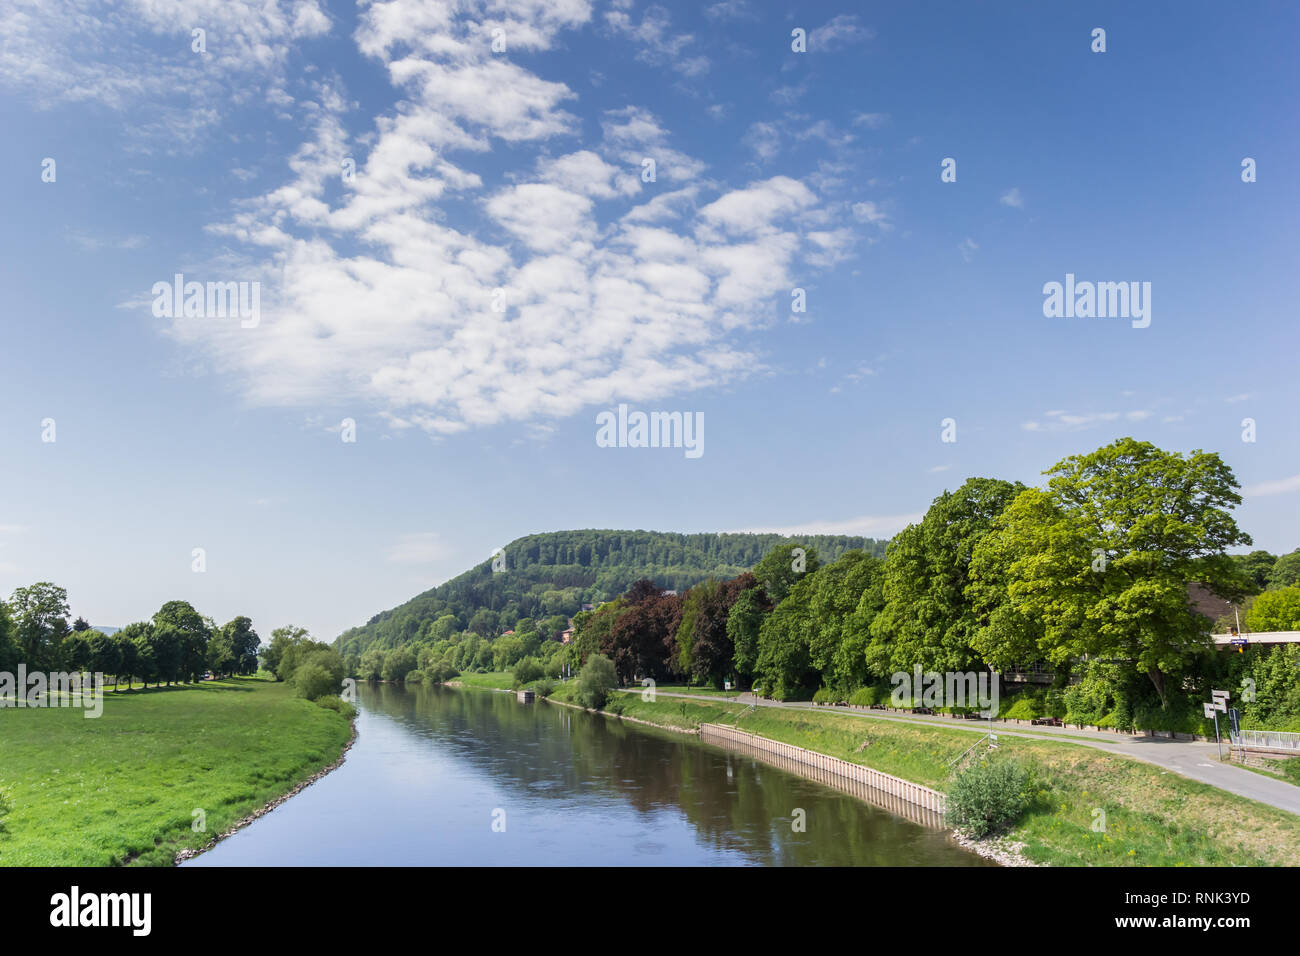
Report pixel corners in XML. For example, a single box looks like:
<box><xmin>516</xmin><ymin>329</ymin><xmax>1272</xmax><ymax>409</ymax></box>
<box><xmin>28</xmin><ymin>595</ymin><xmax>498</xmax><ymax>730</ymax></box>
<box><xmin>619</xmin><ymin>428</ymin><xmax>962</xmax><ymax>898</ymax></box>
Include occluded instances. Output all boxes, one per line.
<box><xmin>1208</xmin><ymin>690</ymin><xmax>1230</xmax><ymax>760</ymax></box>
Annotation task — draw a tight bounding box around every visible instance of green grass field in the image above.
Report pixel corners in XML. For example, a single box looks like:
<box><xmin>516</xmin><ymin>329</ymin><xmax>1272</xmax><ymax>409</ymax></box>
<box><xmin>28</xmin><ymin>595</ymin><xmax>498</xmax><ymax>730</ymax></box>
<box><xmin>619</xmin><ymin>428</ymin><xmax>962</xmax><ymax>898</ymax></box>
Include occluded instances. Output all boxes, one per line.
<box><xmin>534</xmin><ymin>680</ymin><xmax>1300</xmax><ymax>867</ymax></box>
<box><xmin>0</xmin><ymin>676</ymin><xmax>352</xmax><ymax>866</ymax></box>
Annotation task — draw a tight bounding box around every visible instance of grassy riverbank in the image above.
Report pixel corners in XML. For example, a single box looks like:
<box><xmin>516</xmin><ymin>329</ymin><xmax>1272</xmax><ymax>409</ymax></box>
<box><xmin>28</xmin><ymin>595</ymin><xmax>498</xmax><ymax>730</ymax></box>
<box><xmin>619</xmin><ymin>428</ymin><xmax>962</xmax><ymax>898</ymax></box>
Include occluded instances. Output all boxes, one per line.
<box><xmin>529</xmin><ymin>679</ymin><xmax>1300</xmax><ymax>867</ymax></box>
<box><xmin>0</xmin><ymin>676</ymin><xmax>353</xmax><ymax>866</ymax></box>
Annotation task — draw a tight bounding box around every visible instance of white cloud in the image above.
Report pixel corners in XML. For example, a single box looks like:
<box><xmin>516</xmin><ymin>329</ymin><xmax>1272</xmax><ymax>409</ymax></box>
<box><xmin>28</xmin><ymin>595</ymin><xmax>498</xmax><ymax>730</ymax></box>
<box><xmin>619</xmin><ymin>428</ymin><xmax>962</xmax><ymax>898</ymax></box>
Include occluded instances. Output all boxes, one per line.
<box><xmin>809</xmin><ymin>15</ymin><xmax>874</xmax><ymax>52</ymax></box>
<box><xmin>0</xmin><ymin>0</ymin><xmax>331</xmax><ymax>147</ymax></box>
<box><xmin>152</xmin><ymin>5</ymin><xmax>846</xmax><ymax>437</ymax></box>
<box><xmin>852</xmin><ymin>112</ymin><xmax>889</xmax><ymax>129</ymax></box>
<box><xmin>851</xmin><ymin>200</ymin><xmax>891</xmax><ymax>230</ymax></box>
<box><xmin>605</xmin><ymin>4</ymin><xmax>709</xmax><ymax>77</ymax></box>
<box><xmin>1243</xmin><ymin>474</ymin><xmax>1300</xmax><ymax>497</ymax></box>
<box><xmin>1021</xmin><ymin>409</ymin><xmax>1154</xmax><ymax>432</ymax></box>
<box><xmin>733</xmin><ymin>513</ymin><xmax>922</xmax><ymax>538</ymax></box>
<box><xmin>1000</xmin><ymin>187</ymin><xmax>1024</xmax><ymax>209</ymax></box>
<box><xmin>958</xmin><ymin>237</ymin><xmax>979</xmax><ymax>262</ymax></box>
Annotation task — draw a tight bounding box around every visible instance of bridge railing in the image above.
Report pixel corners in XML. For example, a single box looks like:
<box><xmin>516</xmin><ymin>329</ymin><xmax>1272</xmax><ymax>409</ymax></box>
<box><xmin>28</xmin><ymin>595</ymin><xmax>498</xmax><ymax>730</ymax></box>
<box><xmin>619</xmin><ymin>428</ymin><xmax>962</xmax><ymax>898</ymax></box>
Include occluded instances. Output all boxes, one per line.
<box><xmin>1231</xmin><ymin>729</ymin><xmax>1300</xmax><ymax>752</ymax></box>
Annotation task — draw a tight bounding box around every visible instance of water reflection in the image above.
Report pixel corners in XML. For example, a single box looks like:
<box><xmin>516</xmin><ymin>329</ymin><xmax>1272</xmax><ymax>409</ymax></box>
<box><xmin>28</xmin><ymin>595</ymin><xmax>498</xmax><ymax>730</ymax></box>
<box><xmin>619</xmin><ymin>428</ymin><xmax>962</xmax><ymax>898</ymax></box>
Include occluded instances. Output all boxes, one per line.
<box><xmin>188</xmin><ymin>683</ymin><xmax>990</xmax><ymax>867</ymax></box>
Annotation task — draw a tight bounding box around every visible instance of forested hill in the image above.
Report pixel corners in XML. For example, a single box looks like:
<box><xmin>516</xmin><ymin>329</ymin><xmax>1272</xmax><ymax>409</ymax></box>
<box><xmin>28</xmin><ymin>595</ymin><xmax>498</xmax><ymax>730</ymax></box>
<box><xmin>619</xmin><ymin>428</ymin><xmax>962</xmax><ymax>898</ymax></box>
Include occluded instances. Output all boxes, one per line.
<box><xmin>335</xmin><ymin>530</ymin><xmax>884</xmax><ymax>657</ymax></box>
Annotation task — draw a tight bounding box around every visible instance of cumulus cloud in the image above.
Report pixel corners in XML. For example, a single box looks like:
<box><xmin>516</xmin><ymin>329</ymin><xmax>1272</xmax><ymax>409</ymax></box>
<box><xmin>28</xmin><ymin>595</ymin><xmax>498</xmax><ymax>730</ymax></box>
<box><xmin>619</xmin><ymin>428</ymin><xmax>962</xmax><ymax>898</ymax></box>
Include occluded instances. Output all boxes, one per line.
<box><xmin>0</xmin><ymin>0</ymin><xmax>331</xmax><ymax>147</ymax></box>
<box><xmin>150</xmin><ymin>2</ymin><xmax>849</xmax><ymax>436</ymax></box>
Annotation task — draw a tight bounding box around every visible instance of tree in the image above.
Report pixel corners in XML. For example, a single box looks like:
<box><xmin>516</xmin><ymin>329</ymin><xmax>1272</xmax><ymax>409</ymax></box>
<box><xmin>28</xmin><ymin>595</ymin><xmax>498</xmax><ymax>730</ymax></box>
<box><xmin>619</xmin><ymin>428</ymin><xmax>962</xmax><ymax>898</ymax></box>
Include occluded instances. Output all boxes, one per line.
<box><xmin>575</xmin><ymin>654</ymin><xmax>617</xmax><ymax>709</ymax></box>
<box><xmin>753</xmin><ymin>544</ymin><xmax>820</xmax><ymax>606</ymax></box>
<box><xmin>754</xmin><ymin>575</ymin><xmax>818</xmax><ymax>699</ymax></box>
<box><xmin>869</xmin><ymin>478</ymin><xmax>1025</xmax><ymax>676</ymax></box>
<box><xmin>62</xmin><ymin>630</ymin><xmax>94</xmax><ymax>674</ymax></box>
<box><xmin>119</xmin><ymin>622</ymin><xmax>157</xmax><ymax>688</ymax></box>
<box><xmin>152</xmin><ymin>601</ymin><xmax>210</xmax><ymax>682</ymax></box>
<box><xmin>0</xmin><ymin>601</ymin><xmax>17</xmax><ymax>672</ymax></box>
<box><xmin>1246</xmin><ymin>588</ymin><xmax>1300</xmax><ymax>632</ymax></box>
<box><xmin>811</xmin><ymin>552</ymin><xmax>885</xmax><ymax>694</ymax></box>
<box><xmin>112</xmin><ymin>629</ymin><xmax>141</xmax><ymax>689</ymax></box>
<box><xmin>219</xmin><ymin>616</ymin><xmax>260</xmax><ymax>676</ymax></box>
<box><xmin>382</xmin><ymin>645</ymin><xmax>417</xmax><ymax>681</ymax></box>
<box><xmin>8</xmin><ymin>583</ymin><xmax>70</xmax><ymax>670</ymax></box>
<box><xmin>1233</xmin><ymin>550</ymin><xmax>1277</xmax><ymax>593</ymax></box>
<box><xmin>969</xmin><ymin>439</ymin><xmax>1251</xmax><ymax>707</ymax></box>
<box><xmin>87</xmin><ymin>630</ymin><xmax>122</xmax><ymax>684</ymax></box>
<box><xmin>1269</xmin><ymin>551</ymin><xmax>1300</xmax><ymax>590</ymax></box>
<box><xmin>726</xmin><ymin>587</ymin><xmax>768</xmax><ymax>686</ymax></box>
<box><xmin>263</xmin><ymin>625</ymin><xmax>310</xmax><ymax>679</ymax></box>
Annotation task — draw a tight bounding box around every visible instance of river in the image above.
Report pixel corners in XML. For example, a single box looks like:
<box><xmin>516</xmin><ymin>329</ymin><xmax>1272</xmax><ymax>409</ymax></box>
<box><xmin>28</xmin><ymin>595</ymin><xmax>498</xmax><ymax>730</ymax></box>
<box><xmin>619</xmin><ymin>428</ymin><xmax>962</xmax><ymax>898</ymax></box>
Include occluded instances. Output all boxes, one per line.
<box><xmin>186</xmin><ymin>683</ymin><xmax>990</xmax><ymax>866</ymax></box>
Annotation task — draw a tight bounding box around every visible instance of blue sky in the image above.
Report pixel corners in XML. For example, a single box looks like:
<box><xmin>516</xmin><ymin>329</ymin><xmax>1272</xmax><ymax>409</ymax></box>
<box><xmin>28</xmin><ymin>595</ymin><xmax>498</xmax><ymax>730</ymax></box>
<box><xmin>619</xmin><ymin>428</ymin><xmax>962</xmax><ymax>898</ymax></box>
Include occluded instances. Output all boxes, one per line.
<box><xmin>1</xmin><ymin>0</ymin><xmax>1297</xmax><ymax>642</ymax></box>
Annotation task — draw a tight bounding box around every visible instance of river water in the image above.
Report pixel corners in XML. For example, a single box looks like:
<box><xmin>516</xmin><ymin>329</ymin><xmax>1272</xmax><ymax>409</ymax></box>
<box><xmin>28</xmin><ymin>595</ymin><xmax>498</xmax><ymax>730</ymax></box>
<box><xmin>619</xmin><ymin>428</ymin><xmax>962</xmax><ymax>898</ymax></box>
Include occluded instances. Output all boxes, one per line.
<box><xmin>187</xmin><ymin>683</ymin><xmax>989</xmax><ymax>866</ymax></box>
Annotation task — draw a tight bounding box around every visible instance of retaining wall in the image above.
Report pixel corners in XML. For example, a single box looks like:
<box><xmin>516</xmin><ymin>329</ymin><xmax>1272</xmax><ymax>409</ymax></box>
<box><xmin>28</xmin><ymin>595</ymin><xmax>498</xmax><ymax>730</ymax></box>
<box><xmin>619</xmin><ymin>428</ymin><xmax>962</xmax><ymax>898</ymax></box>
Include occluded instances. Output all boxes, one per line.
<box><xmin>700</xmin><ymin>722</ymin><xmax>947</xmax><ymax>826</ymax></box>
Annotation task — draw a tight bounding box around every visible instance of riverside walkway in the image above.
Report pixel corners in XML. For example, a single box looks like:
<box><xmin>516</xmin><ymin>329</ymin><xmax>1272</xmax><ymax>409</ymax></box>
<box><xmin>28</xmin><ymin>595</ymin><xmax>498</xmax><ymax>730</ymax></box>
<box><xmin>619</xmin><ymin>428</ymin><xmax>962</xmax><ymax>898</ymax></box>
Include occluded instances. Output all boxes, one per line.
<box><xmin>617</xmin><ymin>688</ymin><xmax>1300</xmax><ymax>816</ymax></box>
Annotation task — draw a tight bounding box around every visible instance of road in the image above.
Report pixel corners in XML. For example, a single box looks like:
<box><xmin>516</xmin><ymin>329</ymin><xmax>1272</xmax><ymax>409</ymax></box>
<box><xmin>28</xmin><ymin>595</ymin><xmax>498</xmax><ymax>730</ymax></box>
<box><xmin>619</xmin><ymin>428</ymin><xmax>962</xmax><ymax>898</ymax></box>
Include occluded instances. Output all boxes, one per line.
<box><xmin>620</xmin><ymin>688</ymin><xmax>1300</xmax><ymax>816</ymax></box>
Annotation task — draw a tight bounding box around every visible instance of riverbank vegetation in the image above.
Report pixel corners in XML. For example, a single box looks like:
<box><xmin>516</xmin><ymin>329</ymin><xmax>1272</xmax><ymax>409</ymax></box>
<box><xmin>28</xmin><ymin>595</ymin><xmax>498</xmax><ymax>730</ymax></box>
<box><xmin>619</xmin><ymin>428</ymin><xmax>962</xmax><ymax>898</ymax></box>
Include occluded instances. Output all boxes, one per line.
<box><xmin>530</xmin><ymin>684</ymin><xmax>1300</xmax><ymax>866</ymax></box>
<box><xmin>339</xmin><ymin>439</ymin><xmax>1300</xmax><ymax>738</ymax></box>
<box><xmin>0</xmin><ymin>677</ymin><xmax>353</xmax><ymax>866</ymax></box>
<box><xmin>562</xmin><ymin>439</ymin><xmax>1300</xmax><ymax>736</ymax></box>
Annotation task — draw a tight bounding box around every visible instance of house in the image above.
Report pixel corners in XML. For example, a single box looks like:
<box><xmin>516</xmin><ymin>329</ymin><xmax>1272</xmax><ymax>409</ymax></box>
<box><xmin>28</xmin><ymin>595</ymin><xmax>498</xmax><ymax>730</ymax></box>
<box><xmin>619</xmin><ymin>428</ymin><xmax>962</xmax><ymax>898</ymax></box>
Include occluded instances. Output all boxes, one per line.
<box><xmin>560</xmin><ymin>628</ymin><xmax>574</xmax><ymax>644</ymax></box>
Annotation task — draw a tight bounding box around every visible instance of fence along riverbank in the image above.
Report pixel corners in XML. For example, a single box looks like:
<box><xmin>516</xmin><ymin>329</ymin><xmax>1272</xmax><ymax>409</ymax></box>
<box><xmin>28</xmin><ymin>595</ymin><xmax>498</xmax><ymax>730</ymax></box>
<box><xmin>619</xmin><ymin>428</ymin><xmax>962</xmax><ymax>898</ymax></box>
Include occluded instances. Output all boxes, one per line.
<box><xmin>699</xmin><ymin>723</ymin><xmax>948</xmax><ymax>827</ymax></box>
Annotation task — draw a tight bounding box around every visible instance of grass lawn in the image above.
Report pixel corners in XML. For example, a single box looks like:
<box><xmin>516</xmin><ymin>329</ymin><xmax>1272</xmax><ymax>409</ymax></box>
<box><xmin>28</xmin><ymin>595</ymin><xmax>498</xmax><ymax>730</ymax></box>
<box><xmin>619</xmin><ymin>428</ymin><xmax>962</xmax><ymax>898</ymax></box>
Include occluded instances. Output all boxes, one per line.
<box><xmin>538</xmin><ymin>685</ymin><xmax>1300</xmax><ymax>867</ymax></box>
<box><xmin>0</xmin><ymin>676</ymin><xmax>352</xmax><ymax>866</ymax></box>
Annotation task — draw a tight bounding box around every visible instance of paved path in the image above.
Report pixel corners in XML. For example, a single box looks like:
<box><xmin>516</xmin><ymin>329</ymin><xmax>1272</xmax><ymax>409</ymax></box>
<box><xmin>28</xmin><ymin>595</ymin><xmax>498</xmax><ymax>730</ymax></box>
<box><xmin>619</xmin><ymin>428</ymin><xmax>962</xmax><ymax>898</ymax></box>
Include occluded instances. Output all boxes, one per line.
<box><xmin>618</xmin><ymin>689</ymin><xmax>1300</xmax><ymax>816</ymax></box>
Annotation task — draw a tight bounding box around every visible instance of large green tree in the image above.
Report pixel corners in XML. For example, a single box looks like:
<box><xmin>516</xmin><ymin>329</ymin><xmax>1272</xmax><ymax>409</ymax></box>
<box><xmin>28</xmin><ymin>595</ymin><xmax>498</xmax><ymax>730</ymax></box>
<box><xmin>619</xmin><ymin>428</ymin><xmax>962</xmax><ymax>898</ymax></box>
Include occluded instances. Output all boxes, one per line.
<box><xmin>7</xmin><ymin>583</ymin><xmax>71</xmax><ymax>670</ymax></box>
<box><xmin>969</xmin><ymin>438</ymin><xmax>1251</xmax><ymax>707</ymax></box>
<box><xmin>1246</xmin><ymin>588</ymin><xmax>1300</xmax><ymax>632</ymax></box>
<box><xmin>869</xmin><ymin>478</ymin><xmax>1025</xmax><ymax>675</ymax></box>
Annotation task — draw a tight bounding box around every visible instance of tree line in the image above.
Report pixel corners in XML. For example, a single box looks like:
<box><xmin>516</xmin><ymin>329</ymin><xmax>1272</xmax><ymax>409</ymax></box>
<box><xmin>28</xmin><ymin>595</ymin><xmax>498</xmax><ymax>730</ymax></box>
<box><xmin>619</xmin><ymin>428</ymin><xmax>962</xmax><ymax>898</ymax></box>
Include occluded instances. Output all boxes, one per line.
<box><xmin>335</xmin><ymin>530</ymin><xmax>883</xmax><ymax>660</ymax></box>
<box><xmin>569</xmin><ymin>438</ymin><xmax>1300</xmax><ymax>733</ymax></box>
<box><xmin>0</xmin><ymin>584</ymin><xmax>261</xmax><ymax>687</ymax></box>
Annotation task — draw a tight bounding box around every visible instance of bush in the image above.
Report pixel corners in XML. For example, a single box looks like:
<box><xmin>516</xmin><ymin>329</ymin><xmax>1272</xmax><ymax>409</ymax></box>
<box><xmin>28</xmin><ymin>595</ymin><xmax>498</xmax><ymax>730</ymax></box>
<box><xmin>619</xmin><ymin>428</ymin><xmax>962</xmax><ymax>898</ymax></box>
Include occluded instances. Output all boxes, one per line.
<box><xmin>512</xmin><ymin>656</ymin><xmax>545</xmax><ymax>688</ymax></box>
<box><xmin>535</xmin><ymin>678</ymin><xmax>556</xmax><ymax>699</ymax></box>
<box><xmin>945</xmin><ymin>756</ymin><xmax>1031</xmax><ymax>838</ymax></box>
<box><xmin>292</xmin><ymin>662</ymin><xmax>340</xmax><ymax>700</ymax></box>
<box><xmin>313</xmin><ymin>695</ymin><xmax>357</xmax><ymax>719</ymax></box>
<box><xmin>848</xmin><ymin>684</ymin><xmax>889</xmax><ymax>707</ymax></box>
<box><xmin>404</xmin><ymin>669</ymin><xmax>426</xmax><ymax>684</ymax></box>
<box><xmin>576</xmin><ymin>654</ymin><xmax>617</xmax><ymax>709</ymax></box>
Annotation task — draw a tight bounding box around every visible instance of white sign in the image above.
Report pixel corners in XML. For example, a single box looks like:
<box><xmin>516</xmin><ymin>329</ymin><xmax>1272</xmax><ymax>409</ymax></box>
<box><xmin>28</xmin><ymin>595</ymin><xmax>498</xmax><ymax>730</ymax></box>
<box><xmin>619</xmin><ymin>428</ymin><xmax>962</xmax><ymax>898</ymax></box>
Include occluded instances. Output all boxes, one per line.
<box><xmin>1211</xmin><ymin>689</ymin><xmax>1230</xmax><ymax>701</ymax></box>
<box><xmin>1204</xmin><ymin>703</ymin><xmax>1218</xmax><ymax>718</ymax></box>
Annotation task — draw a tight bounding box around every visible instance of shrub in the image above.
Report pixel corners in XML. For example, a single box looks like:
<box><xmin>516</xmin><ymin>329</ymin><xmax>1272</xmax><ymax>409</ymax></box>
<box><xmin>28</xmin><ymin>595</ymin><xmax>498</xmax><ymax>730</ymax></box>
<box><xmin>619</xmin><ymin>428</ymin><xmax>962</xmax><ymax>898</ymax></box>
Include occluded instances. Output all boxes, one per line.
<box><xmin>535</xmin><ymin>678</ymin><xmax>556</xmax><ymax>699</ymax></box>
<box><xmin>404</xmin><ymin>669</ymin><xmax>426</xmax><ymax>684</ymax></box>
<box><xmin>946</xmin><ymin>756</ymin><xmax>1031</xmax><ymax>838</ymax></box>
<box><xmin>848</xmin><ymin>684</ymin><xmax>889</xmax><ymax>707</ymax></box>
<box><xmin>1002</xmin><ymin>696</ymin><xmax>1042</xmax><ymax>722</ymax></box>
<box><xmin>576</xmin><ymin>654</ymin><xmax>617</xmax><ymax>710</ymax></box>
<box><xmin>313</xmin><ymin>696</ymin><xmax>357</xmax><ymax>719</ymax></box>
<box><xmin>512</xmin><ymin>656</ymin><xmax>545</xmax><ymax>688</ymax></box>
<box><xmin>292</xmin><ymin>662</ymin><xmax>340</xmax><ymax>700</ymax></box>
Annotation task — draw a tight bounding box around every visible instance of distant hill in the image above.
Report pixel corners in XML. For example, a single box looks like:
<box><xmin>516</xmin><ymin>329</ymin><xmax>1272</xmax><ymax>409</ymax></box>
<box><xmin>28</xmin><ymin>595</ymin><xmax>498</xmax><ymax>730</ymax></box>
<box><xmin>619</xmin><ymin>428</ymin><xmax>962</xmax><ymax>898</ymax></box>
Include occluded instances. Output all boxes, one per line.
<box><xmin>92</xmin><ymin>626</ymin><xmax>119</xmax><ymax>636</ymax></box>
<box><xmin>335</xmin><ymin>529</ymin><xmax>885</xmax><ymax>658</ymax></box>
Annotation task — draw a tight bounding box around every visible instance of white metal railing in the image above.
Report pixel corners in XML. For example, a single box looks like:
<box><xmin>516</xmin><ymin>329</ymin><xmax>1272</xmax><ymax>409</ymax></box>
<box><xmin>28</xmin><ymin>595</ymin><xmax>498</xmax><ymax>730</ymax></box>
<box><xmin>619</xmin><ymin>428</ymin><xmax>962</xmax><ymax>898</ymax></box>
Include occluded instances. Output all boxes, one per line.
<box><xmin>1231</xmin><ymin>729</ymin><xmax>1300</xmax><ymax>752</ymax></box>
